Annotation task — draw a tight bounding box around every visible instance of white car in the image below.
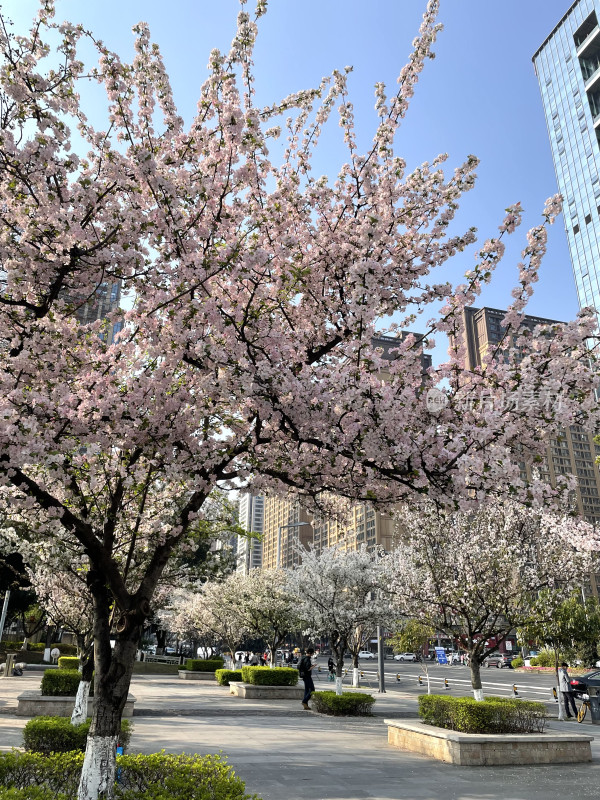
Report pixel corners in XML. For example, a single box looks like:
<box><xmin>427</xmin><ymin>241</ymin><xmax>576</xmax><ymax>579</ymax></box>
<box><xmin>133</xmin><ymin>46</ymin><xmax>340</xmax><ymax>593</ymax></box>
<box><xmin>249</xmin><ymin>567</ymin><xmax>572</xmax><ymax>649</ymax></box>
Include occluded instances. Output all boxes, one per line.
<box><xmin>358</xmin><ymin>650</ymin><xmax>375</xmax><ymax>659</ymax></box>
<box><xmin>394</xmin><ymin>652</ymin><xmax>417</xmax><ymax>662</ymax></box>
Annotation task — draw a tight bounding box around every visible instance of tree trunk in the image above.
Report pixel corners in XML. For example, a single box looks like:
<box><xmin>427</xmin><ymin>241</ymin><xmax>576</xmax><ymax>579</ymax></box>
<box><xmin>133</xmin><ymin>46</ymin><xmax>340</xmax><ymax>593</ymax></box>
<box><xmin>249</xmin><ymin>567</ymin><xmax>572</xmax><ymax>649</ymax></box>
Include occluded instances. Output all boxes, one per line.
<box><xmin>43</xmin><ymin>625</ymin><xmax>55</xmax><ymax>663</ymax></box>
<box><xmin>72</xmin><ymin>639</ymin><xmax>94</xmax><ymax>726</ymax></box>
<box><xmin>78</xmin><ymin>576</ymin><xmax>142</xmax><ymax>800</ymax></box>
<box><xmin>469</xmin><ymin>652</ymin><xmax>484</xmax><ymax>701</ymax></box>
<box><xmin>155</xmin><ymin>628</ymin><xmax>166</xmax><ymax>655</ymax></box>
<box><xmin>351</xmin><ymin>653</ymin><xmax>359</xmax><ymax>688</ymax></box>
<box><xmin>20</xmin><ymin>636</ymin><xmax>29</xmax><ymax>651</ymax></box>
<box><xmin>332</xmin><ymin>635</ymin><xmax>346</xmax><ymax>696</ymax></box>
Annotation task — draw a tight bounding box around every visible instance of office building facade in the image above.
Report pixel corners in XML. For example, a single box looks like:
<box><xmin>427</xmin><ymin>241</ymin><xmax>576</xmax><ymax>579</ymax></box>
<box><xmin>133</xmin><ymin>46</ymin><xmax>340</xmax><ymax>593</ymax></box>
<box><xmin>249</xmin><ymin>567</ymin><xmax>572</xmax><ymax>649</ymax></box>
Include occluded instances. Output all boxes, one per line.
<box><xmin>533</xmin><ymin>1</ymin><xmax>600</xmax><ymax>318</ymax></box>
<box><xmin>261</xmin><ymin>497</ymin><xmax>313</xmax><ymax>570</ymax></box>
<box><xmin>236</xmin><ymin>493</ymin><xmax>264</xmax><ymax>575</ymax></box>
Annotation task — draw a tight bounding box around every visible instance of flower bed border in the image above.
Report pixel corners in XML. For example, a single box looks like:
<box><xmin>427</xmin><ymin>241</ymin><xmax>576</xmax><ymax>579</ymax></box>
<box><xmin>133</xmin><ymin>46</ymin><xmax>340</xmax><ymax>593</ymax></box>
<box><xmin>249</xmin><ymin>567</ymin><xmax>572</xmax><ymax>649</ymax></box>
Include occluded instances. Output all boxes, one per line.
<box><xmin>385</xmin><ymin>718</ymin><xmax>593</xmax><ymax>765</ymax></box>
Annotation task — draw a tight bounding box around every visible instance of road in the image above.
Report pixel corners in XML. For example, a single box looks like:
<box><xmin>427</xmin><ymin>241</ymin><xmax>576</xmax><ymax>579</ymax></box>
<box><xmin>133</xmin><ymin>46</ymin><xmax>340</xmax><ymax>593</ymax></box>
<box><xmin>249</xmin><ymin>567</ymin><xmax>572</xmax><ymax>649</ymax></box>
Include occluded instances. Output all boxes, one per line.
<box><xmin>311</xmin><ymin>657</ymin><xmax>560</xmax><ymax>704</ymax></box>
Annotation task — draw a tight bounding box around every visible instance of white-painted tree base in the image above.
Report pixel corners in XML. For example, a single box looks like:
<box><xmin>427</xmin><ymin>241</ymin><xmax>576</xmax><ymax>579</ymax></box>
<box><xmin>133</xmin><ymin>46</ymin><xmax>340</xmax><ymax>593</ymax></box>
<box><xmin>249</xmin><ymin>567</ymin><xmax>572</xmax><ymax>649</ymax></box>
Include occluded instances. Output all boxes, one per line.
<box><xmin>43</xmin><ymin>648</ymin><xmax>51</xmax><ymax>663</ymax></box>
<box><xmin>77</xmin><ymin>734</ymin><xmax>118</xmax><ymax>800</ymax></box>
<box><xmin>335</xmin><ymin>676</ymin><xmax>343</xmax><ymax>696</ymax></box>
<box><xmin>557</xmin><ymin>688</ymin><xmax>565</xmax><ymax>721</ymax></box>
<box><xmin>473</xmin><ymin>688</ymin><xmax>484</xmax><ymax>701</ymax></box>
<box><xmin>352</xmin><ymin>667</ymin><xmax>359</xmax><ymax>688</ymax></box>
<box><xmin>71</xmin><ymin>680</ymin><xmax>91</xmax><ymax>726</ymax></box>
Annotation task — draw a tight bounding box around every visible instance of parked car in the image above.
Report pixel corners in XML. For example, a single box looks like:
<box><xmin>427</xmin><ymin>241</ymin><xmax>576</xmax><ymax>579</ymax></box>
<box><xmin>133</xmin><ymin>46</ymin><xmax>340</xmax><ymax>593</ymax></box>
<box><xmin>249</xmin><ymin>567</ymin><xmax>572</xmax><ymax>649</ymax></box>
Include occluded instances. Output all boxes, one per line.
<box><xmin>485</xmin><ymin>653</ymin><xmax>515</xmax><ymax>669</ymax></box>
<box><xmin>358</xmin><ymin>650</ymin><xmax>375</xmax><ymax>660</ymax></box>
<box><xmin>447</xmin><ymin>652</ymin><xmax>462</xmax><ymax>664</ymax></box>
<box><xmin>569</xmin><ymin>669</ymin><xmax>600</xmax><ymax>698</ymax></box>
<box><xmin>393</xmin><ymin>652</ymin><xmax>417</xmax><ymax>662</ymax></box>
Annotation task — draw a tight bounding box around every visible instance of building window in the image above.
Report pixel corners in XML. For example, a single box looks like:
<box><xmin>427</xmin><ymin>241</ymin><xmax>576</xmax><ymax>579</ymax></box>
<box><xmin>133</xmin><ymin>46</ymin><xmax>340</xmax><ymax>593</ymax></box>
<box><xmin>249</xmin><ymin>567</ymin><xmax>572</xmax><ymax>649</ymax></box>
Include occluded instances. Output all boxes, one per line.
<box><xmin>574</xmin><ymin>224</ymin><xmax>580</xmax><ymax>234</ymax></box>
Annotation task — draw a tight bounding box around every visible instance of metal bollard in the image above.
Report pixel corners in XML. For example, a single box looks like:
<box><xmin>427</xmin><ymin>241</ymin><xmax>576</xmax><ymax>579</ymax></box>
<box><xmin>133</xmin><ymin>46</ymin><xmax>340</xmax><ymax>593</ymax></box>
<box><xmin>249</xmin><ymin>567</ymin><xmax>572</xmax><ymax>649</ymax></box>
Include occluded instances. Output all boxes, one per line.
<box><xmin>444</xmin><ymin>677</ymin><xmax>449</xmax><ymax>689</ymax></box>
<box><xmin>513</xmin><ymin>684</ymin><xmax>519</xmax><ymax>697</ymax></box>
<box><xmin>396</xmin><ymin>673</ymin><xmax>401</xmax><ymax>682</ymax></box>
<box><xmin>552</xmin><ymin>686</ymin><xmax>558</xmax><ymax>701</ymax></box>
<box><xmin>418</xmin><ymin>675</ymin><xmax>423</xmax><ymax>685</ymax></box>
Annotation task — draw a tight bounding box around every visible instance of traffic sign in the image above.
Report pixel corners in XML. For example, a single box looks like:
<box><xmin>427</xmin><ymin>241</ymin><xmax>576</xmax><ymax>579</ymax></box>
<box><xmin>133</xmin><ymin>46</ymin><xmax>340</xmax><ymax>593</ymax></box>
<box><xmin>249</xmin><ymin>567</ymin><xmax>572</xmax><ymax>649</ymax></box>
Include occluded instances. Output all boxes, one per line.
<box><xmin>435</xmin><ymin>647</ymin><xmax>448</xmax><ymax>665</ymax></box>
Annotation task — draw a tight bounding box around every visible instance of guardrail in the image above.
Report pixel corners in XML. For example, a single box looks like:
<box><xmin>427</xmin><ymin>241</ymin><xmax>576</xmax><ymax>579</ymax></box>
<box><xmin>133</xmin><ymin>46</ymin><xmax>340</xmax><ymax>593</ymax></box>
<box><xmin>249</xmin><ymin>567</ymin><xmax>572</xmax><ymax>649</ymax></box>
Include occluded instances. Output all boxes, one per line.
<box><xmin>139</xmin><ymin>654</ymin><xmax>183</xmax><ymax>665</ymax></box>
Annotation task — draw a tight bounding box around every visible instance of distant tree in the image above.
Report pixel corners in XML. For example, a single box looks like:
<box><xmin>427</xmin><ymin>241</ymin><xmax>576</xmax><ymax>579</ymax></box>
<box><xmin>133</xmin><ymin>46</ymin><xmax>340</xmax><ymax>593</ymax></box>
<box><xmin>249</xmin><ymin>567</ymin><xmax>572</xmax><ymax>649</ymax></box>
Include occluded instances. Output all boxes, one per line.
<box><xmin>387</xmin><ymin>502</ymin><xmax>597</xmax><ymax>700</ymax></box>
<box><xmin>519</xmin><ymin>592</ymin><xmax>600</xmax><ymax>720</ymax></box>
<box><xmin>32</xmin><ymin>563</ymin><xmax>94</xmax><ymax>724</ymax></box>
<box><xmin>288</xmin><ymin>546</ymin><xmax>392</xmax><ymax>694</ymax></box>
<box><xmin>387</xmin><ymin>619</ymin><xmax>436</xmax><ymax>693</ymax></box>
<box><xmin>164</xmin><ymin>574</ymin><xmax>251</xmax><ymax>666</ymax></box>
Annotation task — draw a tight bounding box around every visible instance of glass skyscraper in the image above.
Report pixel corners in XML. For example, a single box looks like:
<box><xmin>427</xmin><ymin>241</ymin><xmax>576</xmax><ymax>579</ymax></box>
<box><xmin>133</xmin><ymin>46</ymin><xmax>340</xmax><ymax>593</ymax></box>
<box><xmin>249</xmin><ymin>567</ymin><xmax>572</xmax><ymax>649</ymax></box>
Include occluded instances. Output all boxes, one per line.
<box><xmin>533</xmin><ymin>0</ymin><xmax>600</xmax><ymax>317</ymax></box>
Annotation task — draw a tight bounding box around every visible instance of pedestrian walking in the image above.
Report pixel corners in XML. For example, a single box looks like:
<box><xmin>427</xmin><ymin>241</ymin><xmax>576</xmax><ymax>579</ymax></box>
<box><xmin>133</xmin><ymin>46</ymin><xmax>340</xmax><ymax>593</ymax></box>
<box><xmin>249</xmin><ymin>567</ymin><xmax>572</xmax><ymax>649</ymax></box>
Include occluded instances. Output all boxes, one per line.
<box><xmin>327</xmin><ymin>657</ymin><xmax>335</xmax><ymax>682</ymax></box>
<box><xmin>249</xmin><ymin>652</ymin><xmax>259</xmax><ymax>666</ymax></box>
<box><xmin>559</xmin><ymin>662</ymin><xmax>578</xmax><ymax>719</ymax></box>
<box><xmin>299</xmin><ymin>648</ymin><xmax>316</xmax><ymax>710</ymax></box>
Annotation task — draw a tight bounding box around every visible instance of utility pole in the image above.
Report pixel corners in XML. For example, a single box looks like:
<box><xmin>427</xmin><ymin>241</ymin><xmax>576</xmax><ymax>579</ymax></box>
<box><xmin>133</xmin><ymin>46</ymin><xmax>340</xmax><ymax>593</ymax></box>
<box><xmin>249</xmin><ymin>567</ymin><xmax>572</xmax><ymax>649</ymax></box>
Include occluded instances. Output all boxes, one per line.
<box><xmin>0</xmin><ymin>589</ymin><xmax>10</xmax><ymax>643</ymax></box>
<box><xmin>377</xmin><ymin>624</ymin><xmax>386</xmax><ymax>693</ymax></box>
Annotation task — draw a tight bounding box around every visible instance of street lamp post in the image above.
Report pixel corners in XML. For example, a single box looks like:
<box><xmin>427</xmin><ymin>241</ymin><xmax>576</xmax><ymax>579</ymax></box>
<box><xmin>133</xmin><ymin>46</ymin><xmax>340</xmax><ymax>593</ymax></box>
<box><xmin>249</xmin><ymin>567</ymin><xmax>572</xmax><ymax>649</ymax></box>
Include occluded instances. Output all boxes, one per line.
<box><xmin>276</xmin><ymin>522</ymin><xmax>310</xmax><ymax>569</ymax></box>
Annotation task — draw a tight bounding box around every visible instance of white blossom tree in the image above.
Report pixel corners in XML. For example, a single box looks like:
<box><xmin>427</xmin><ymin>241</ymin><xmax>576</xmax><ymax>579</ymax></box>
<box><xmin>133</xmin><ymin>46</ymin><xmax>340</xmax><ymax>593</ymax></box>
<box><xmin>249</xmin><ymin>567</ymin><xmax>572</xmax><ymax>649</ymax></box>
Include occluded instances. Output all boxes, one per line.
<box><xmin>31</xmin><ymin>563</ymin><xmax>95</xmax><ymax>723</ymax></box>
<box><xmin>235</xmin><ymin>569</ymin><xmax>300</xmax><ymax>667</ymax></box>
<box><xmin>386</xmin><ymin>501</ymin><xmax>598</xmax><ymax>700</ymax></box>
<box><xmin>288</xmin><ymin>545</ymin><xmax>392</xmax><ymax>694</ymax></box>
<box><xmin>164</xmin><ymin>575</ymin><xmax>251</xmax><ymax>667</ymax></box>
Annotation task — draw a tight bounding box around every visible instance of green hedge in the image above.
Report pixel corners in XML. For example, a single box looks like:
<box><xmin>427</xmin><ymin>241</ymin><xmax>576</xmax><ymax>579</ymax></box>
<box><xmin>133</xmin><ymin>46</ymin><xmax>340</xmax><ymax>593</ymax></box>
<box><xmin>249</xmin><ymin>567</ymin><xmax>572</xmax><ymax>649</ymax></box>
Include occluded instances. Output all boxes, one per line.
<box><xmin>22</xmin><ymin>717</ymin><xmax>131</xmax><ymax>755</ymax></box>
<box><xmin>57</xmin><ymin>657</ymin><xmax>80</xmax><ymax>671</ymax></box>
<box><xmin>184</xmin><ymin>659</ymin><xmax>224</xmax><ymax>672</ymax></box>
<box><xmin>0</xmin><ymin>751</ymin><xmax>257</xmax><ymax>800</ymax></box>
<box><xmin>311</xmin><ymin>691</ymin><xmax>375</xmax><ymax>716</ymax></box>
<box><xmin>240</xmin><ymin>666</ymin><xmax>298</xmax><ymax>686</ymax></box>
<box><xmin>40</xmin><ymin>670</ymin><xmax>93</xmax><ymax>697</ymax></box>
<box><xmin>418</xmin><ymin>694</ymin><xmax>547</xmax><ymax>734</ymax></box>
<box><xmin>529</xmin><ymin>650</ymin><xmax>556</xmax><ymax>668</ymax></box>
<box><xmin>511</xmin><ymin>656</ymin><xmax>524</xmax><ymax>668</ymax></box>
<box><xmin>215</xmin><ymin>669</ymin><xmax>243</xmax><ymax>686</ymax></box>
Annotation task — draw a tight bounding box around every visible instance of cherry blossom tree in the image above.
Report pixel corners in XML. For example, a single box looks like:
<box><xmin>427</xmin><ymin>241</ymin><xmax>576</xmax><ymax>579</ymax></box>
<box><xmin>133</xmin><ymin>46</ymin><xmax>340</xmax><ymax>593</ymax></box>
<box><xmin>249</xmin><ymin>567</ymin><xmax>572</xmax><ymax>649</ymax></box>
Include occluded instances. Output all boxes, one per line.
<box><xmin>386</xmin><ymin>502</ymin><xmax>598</xmax><ymax>700</ymax></box>
<box><xmin>163</xmin><ymin>575</ymin><xmax>251</xmax><ymax>666</ymax></box>
<box><xmin>236</xmin><ymin>569</ymin><xmax>300</xmax><ymax>666</ymax></box>
<box><xmin>0</xmin><ymin>0</ymin><xmax>598</xmax><ymax>797</ymax></box>
<box><xmin>31</xmin><ymin>563</ymin><xmax>95</xmax><ymax>723</ymax></box>
<box><xmin>288</xmin><ymin>545</ymin><xmax>392</xmax><ymax>694</ymax></box>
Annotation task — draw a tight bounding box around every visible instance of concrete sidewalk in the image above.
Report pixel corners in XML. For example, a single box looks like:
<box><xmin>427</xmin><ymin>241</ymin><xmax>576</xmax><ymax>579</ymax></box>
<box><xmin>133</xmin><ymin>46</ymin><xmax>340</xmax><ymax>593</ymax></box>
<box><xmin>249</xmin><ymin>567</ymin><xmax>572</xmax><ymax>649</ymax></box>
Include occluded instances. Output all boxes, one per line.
<box><xmin>2</xmin><ymin>673</ymin><xmax>600</xmax><ymax>800</ymax></box>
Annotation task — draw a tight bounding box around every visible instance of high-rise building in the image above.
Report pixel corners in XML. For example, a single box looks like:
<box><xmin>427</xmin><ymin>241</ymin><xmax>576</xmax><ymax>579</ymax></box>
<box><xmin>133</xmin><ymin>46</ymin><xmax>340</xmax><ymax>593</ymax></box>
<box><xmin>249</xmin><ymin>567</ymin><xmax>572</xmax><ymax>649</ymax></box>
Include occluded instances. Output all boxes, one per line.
<box><xmin>236</xmin><ymin>493</ymin><xmax>264</xmax><ymax>574</ymax></box>
<box><xmin>261</xmin><ymin>498</ymin><xmax>313</xmax><ymax>570</ymax></box>
<box><xmin>311</xmin><ymin>503</ymin><xmax>395</xmax><ymax>554</ymax></box>
<box><xmin>533</xmin><ymin>1</ymin><xmax>600</xmax><ymax>318</ymax></box>
<box><xmin>462</xmin><ymin>306</ymin><xmax>600</xmax><ymax>534</ymax></box>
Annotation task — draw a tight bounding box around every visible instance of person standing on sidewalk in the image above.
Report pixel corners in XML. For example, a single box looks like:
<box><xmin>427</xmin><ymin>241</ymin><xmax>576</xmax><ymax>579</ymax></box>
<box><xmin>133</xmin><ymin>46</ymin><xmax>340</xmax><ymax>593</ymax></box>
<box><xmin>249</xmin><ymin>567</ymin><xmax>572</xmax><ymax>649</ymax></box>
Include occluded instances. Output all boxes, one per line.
<box><xmin>559</xmin><ymin>662</ymin><xmax>578</xmax><ymax>719</ymax></box>
<box><xmin>299</xmin><ymin>648</ymin><xmax>316</xmax><ymax>710</ymax></box>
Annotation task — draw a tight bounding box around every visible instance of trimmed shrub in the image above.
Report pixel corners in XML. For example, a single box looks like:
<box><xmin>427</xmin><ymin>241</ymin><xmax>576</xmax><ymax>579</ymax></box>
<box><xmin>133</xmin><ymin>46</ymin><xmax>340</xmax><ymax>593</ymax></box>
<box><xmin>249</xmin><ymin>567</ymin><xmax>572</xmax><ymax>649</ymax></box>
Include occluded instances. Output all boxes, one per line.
<box><xmin>215</xmin><ymin>669</ymin><xmax>243</xmax><ymax>686</ymax></box>
<box><xmin>183</xmin><ymin>658</ymin><xmax>224</xmax><ymax>672</ymax></box>
<box><xmin>511</xmin><ymin>656</ymin><xmax>524</xmax><ymax>668</ymax></box>
<box><xmin>241</xmin><ymin>666</ymin><xmax>298</xmax><ymax>686</ymax></box>
<box><xmin>40</xmin><ymin>670</ymin><xmax>83</xmax><ymax>697</ymax></box>
<box><xmin>418</xmin><ymin>694</ymin><xmax>547</xmax><ymax>734</ymax></box>
<box><xmin>0</xmin><ymin>788</ymin><xmax>68</xmax><ymax>800</ymax></box>
<box><xmin>0</xmin><ymin>751</ymin><xmax>257</xmax><ymax>800</ymax></box>
<box><xmin>57</xmin><ymin>657</ymin><xmax>80</xmax><ymax>671</ymax></box>
<box><xmin>311</xmin><ymin>691</ymin><xmax>375</xmax><ymax>716</ymax></box>
<box><xmin>23</xmin><ymin>717</ymin><xmax>132</xmax><ymax>755</ymax></box>
<box><xmin>529</xmin><ymin>650</ymin><xmax>556</xmax><ymax>668</ymax></box>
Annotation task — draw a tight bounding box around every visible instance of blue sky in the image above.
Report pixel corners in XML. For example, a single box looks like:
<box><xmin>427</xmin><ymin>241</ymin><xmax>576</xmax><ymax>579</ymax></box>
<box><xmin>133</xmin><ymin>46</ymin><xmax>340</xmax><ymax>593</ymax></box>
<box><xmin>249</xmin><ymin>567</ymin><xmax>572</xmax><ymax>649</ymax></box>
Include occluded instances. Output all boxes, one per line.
<box><xmin>6</xmin><ymin>0</ymin><xmax>580</xmax><ymax>349</ymax></box>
